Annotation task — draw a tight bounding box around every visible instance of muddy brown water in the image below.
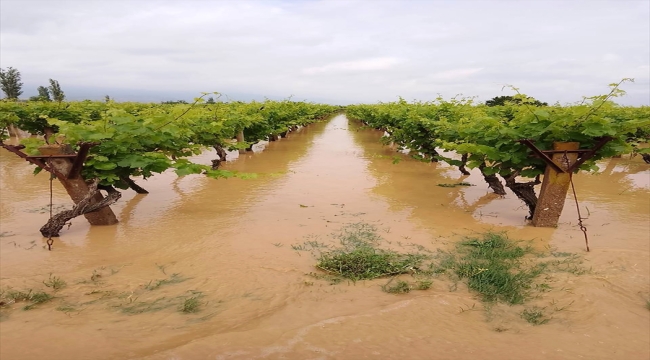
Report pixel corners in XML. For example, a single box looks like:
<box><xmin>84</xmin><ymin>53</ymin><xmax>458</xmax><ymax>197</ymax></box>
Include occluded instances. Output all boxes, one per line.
<box><xmin>1</xmin><ymin>115</ymin><xmax>649</xmax><ymax>360</ymax></box>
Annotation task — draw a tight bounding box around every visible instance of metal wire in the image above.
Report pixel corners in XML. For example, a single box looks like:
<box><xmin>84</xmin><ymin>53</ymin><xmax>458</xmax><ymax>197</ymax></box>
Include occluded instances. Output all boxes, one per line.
<box><xmin>570</xmin><ymin>175</ymin><xmax>590</xmax><ymax>252</ymax></box>
<box><xmin>562</xmin><ymin>151</ymin><xmax>590</xmax><ymax>252</ymax></box>
<box><xmin>47</xmin><ymin>160</ymin><xmax>54</xmax><ymax>251</ymax></box>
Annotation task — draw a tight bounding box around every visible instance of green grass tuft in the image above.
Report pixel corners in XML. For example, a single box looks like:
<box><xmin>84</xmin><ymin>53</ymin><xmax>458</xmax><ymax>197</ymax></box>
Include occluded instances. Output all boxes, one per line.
<box><xmin>437</xmin><ymin>182</ymin><xmax>474</xmax><ymax>188</ymax></box>
<box><xmin>415</xmin><ymin>279</ymin><xmax>433</xmax><ymax>290</ymax></box>
<box><xmin>117</xmin><ymin>297</ymin><xmax>173</xmax><ymax>315</ymax></box>
<box><xmin>144</xmin><ymin>273</ymin><xmax>186</xmax><ymax>290</ymax></box>
<box><xmin>318</xmin><ymin>246</ymin><xmax>424</xmax><ymax>281</ymax></box>
<box><xmin>432</xmin><ymin>232</ymin><xmax>542</xmax><ymax>305</ymax></box>
<box><xmin>179</xmin><ymin>297</ymin><xmax>202</xmax><ymax>313</ymax></box>
<box><xmin>43</xmin><ymin>274</ymin><xmax>67</xmax><ymax>291</ymax></box>
<box><xmin>2</xmin><ymin>289</ymin><xmax>54</xmax><ymax>310</ymax></box>
<box><xmin>521</xmin><ymin>307</ymin><xmax>551</xmax><ymax>325</ymax></box>
<box><xmin>382</xmin><ymin>280</ymin><xmax>411</xmax><ymax>294</ymax></box>
<box><xmin>313</xmin><ymin>223</ymin><xmax>427</xmax><ymax>282</ymax></box>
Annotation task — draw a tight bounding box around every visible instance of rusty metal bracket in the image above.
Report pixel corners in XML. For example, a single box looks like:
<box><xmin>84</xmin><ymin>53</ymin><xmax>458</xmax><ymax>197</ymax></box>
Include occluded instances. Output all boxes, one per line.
<box><xmin>1</xmin><ymin>141</ymin><xmax>97</xmax><ymax>180</ymax></box>
<box><xmin>518</xmin><ymin>137</ymin><xmax>613</xmax><ymax>173</ymax></box>
<box><xmin>0</xmin><ymin>142</ymin><xmax>55</xmax><ymax>174</ymax></box>
<box><xmin>565</xmin><ymin>136</ymin><xmax>612</xmax><ymax>172</ymax></box>
<box><xmin>518</xmin><ymin>139</ymin><xmax>566</xmax><ymax>173</ymax></box>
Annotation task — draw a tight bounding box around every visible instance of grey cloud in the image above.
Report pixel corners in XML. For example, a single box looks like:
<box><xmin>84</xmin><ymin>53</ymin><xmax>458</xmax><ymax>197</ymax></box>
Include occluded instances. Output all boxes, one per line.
<box><xmin>1</xmin><ymin>0</ymin><xmax>648</xmax><ymax>105</ymax></box>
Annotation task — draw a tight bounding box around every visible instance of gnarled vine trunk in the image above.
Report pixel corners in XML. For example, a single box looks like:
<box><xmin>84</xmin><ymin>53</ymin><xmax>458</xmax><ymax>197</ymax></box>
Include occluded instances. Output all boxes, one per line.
<box><xmin>39</xmin><ymin>144</ymin><xmax>119</xmax><ymax>226</ymax></box>
<box><xmin>504</xmin><ymin>172</ymin><xmax>541</xmax><ymax>219</ymax></box>
<box><xmin>642</xmin><ymin>153</ymin><xmax>650</xmax><ymax>164</ymax></box>
<box><xmin>478</xmin><ymin>162</ymin><xmax>506</xmax><ymax>195</ymax></box>
<box><xmin>41</xmin><ymin>180</ymin><xmax>121</xmax><ymax>237</ymax></box>
<box><xmin>458</xmin><ymin>153</ymin><xmax>470</xmax><ymax>176</ymax></box>
<box><xmin>120</xmin><ymin>176</ymin><xmax>148</xmax><ymax>194</ymax></box>
<box><xmin>211</xmin><ymin>144</ymin><xmax>228</xmax><ymax>169</ymax></box>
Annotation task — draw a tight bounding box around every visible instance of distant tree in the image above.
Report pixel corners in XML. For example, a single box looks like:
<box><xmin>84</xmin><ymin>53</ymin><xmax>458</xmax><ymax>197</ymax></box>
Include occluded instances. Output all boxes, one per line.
<box><xmin>206</xmin><ymin>97</ymin><xmax>215</xmax><ymax>104</ymax></box>
<box><xmin>27</xmin><ymin>85</ymin><xmax>53</xmax><ymax>102</ymax></box>
<box><xmin>485</xmin><ymin>95</ymin><xmax>548</xmax><ymax>107</ymax></box>
<box><xmin>161</xmin><ymin>100</ymin><xmax>188</xmax><ymax>104</ymax></box>
<box><xmin>105</xmin><ymin>95</ymin><xmax>111</xmax><ymax>103</ymax></box>
<box><xmin>37</xmin><ymin>86</ymin><xmax>51</xmax><ymax>101</ymax></box>
<box><xmin>48</xmin><ymin>79</ymin><xmax>65</xmax><ymax>102</ymax></box>
<box><xmin>0</xmin><ymin>67</ymin><xmax>24</xmax><ymax>100</ymax></box>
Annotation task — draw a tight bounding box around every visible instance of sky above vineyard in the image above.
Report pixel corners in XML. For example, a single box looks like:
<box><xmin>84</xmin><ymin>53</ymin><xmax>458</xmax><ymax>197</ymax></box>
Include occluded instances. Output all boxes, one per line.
<box><xmin>1</xmin><ymin>0</ymin><xmax>649</xmax><ymax>104</ymax></box>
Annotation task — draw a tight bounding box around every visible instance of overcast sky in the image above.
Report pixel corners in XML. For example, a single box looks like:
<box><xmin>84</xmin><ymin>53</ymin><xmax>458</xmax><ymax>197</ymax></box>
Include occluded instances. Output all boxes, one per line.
<box><xmin>1</xmin><ymin>0</ymin><xmax>648</xmax><ymax>104</ymax></box>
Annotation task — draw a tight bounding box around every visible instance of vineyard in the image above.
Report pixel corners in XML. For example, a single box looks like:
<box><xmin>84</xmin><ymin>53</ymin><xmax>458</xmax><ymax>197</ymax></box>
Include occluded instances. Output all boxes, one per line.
<box><xmin>347</xmin><ymin>81</ymin><xmax>650</xmax><ymax>225</ymax></box>
<box><xmin>0</xmin><ymin>84</ymin><xmax>649</xmax><ymax>359</ymax></box>
<box><xmin>0</xmin><ymin>96</ymin><xmax>341</xmax><ymax>236</ymax></box>
<box><xmin>0</xmin><ymin>95</ymin><xmax>341</xmax><ymax>187</ymax></box>
<box><xmin>1</xmin><ymin>82</ymin><xmax>649</xmax><ymax>236</ymax></box>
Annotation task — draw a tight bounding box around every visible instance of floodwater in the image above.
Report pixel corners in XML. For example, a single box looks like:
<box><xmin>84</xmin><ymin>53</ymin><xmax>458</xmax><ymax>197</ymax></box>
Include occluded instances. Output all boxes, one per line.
<box><xmin>0</xmin><ymin>114</ymin><xmax>648</xmax><ymax>360</ymax></box>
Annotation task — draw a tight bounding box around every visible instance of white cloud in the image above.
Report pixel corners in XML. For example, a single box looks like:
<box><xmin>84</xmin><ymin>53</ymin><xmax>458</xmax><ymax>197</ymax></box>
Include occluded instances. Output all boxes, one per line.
<box><xmin>0</xmin><ymin>0</ymin><xmax>648</xmax><ymax>105</ymax></box>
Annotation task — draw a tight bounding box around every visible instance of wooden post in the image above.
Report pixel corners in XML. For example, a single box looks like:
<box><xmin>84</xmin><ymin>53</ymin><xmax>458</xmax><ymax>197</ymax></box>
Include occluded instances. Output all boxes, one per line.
<box><xmin>236</xmin><ymin>130</ymin><xmax>246</xmax><ymax>154</ymax></box>
<box><xmin>38</xmin><ymin>144</ymin><xmax>119</xmax><ymax>226</ymax></box>
<box><xmin>531</xmin><ymin>142</ymin><xmax>579</xmax><ymax>227</ymax></box>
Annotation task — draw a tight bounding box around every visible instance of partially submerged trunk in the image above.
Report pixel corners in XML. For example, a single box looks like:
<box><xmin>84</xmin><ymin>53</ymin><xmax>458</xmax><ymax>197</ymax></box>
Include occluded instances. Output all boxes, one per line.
<box><xmin>504</xmin><ymin>171</ymin><xmax>541</xmax><ymax>219</ymax></box>
<box><xmin>642</xmin><ymin>153</ymin><xmax>650</xmax><ymax>164</ymax></box>
<box><xmin>459</xmin><ymin>154</ymin><xmax>470</xmax><ymax>176</ymax></box>
<box><xmin>479</xmin><ymin>162</ymin><xmax>506</xmax><ymax>195</ymax></box>
<box><xmin>6</xmin><ymin>124</ymin><xmax>31</xmax><ymax>138</ymax></box>
<box><xmin>41</xmin><ymin>180</ymin><xmax>121</xmax><ymax>237</ymax></box>
<box><xmin>38</xmin><ymin>144</ymin><xmax>119</xmax><ymax>226</ymax></box>
<box><xmin>120</xmin><ymin>176</ymin><xmax>149</xmax><ymax>194</ymax></box>
<box><xmin>211</xmin><ymin>144</ymin><xmax>228</xmax><ymax>169</ymax></box>
<box><xmin>236</xmin><ymin>130</ymin><xmax>246</xmax><ymax>155</ymax></box>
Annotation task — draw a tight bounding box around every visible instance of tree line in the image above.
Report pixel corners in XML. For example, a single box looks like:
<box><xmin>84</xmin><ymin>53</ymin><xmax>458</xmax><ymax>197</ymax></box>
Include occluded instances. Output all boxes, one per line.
<box><xmin>0</xmin><ymin>67</ymin><xmax>65</xmax><ymax>102</ymax></box>
<box><xmin>2</xmin><ymin>66</ymin><xmax>549</xmax><ymax>106</ymax></box>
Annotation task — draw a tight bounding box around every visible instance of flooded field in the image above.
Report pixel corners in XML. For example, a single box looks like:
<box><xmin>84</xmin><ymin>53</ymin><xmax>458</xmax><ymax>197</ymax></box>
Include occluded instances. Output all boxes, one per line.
<box><xmin>1</xmin><ymin>115</ymin><xmax>649</xmax><ymax>360</ymax></box>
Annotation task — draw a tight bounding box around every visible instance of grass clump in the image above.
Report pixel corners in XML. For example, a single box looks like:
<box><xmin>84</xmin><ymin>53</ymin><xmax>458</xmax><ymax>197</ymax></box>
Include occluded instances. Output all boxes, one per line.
<box><xmin>144</xmin><ymin>273</ymin><xmax>186</xmax><ymax>290</ymax></box>
<box><xmin>521</xmin><ymin>306</ymin><xmax>551</xmax><ymax>325</ymax></box>
<box><xmin>179</xmin><ymin>297</ymin><xmax>202</xmax><ymax>313</ymax></box>
<box><xmin>1</xmin><ymin>289</ymin><xmax>54</xmax><ymax>310</ymax></box>
<box><xmin>433</xmin><ymin>232</ymin><xmax>542</xmax><ymax>305</ymax></box>
<box><xmin>315</xmin><ymin>223</ymin><xmax>426</xmax><ymax>281</ymax></box>
<box><xmin>318</xmin><ymin>246</ymin><xmax>424</xmax><ymax>281</ymax></box>
<box><xmin>437</xmin><ymin>182</ymin><xmax>474</xmax><ymax>188</ymax></box>
<box><xmin>382</xmin><ymin>280</ymin><xmax>411</xmax><ymax>294</ymax></box>
<box><xmin>56</xmin><ymin>304</ymin><xmax>78</xmax><ymax>313</ymax></box>
<box><xmin>415</xmin><ymin>279</ymin><xmax>433</xmax><ymax>290</ymax></box>
<box><xmin>381</xmin><ymin>278</ymin><xmax>433</xmax><ymax>294</ymax></box>
<box><xmin>43</xmin><ymin>274</ymin><xmax>67</xmax><ymax>291</ymax></box>
<box><xmin>116</xmin><ymin>297</ymin><xmax>173</xmax><ymax>315</ymax></box>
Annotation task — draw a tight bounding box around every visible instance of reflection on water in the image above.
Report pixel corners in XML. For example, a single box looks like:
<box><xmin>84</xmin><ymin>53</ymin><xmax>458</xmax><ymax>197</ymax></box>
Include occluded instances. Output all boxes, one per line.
<box><xmin>1</xmin><ymin>115</ymin><xmax>648</xmax><ymax>360</ymax></box>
